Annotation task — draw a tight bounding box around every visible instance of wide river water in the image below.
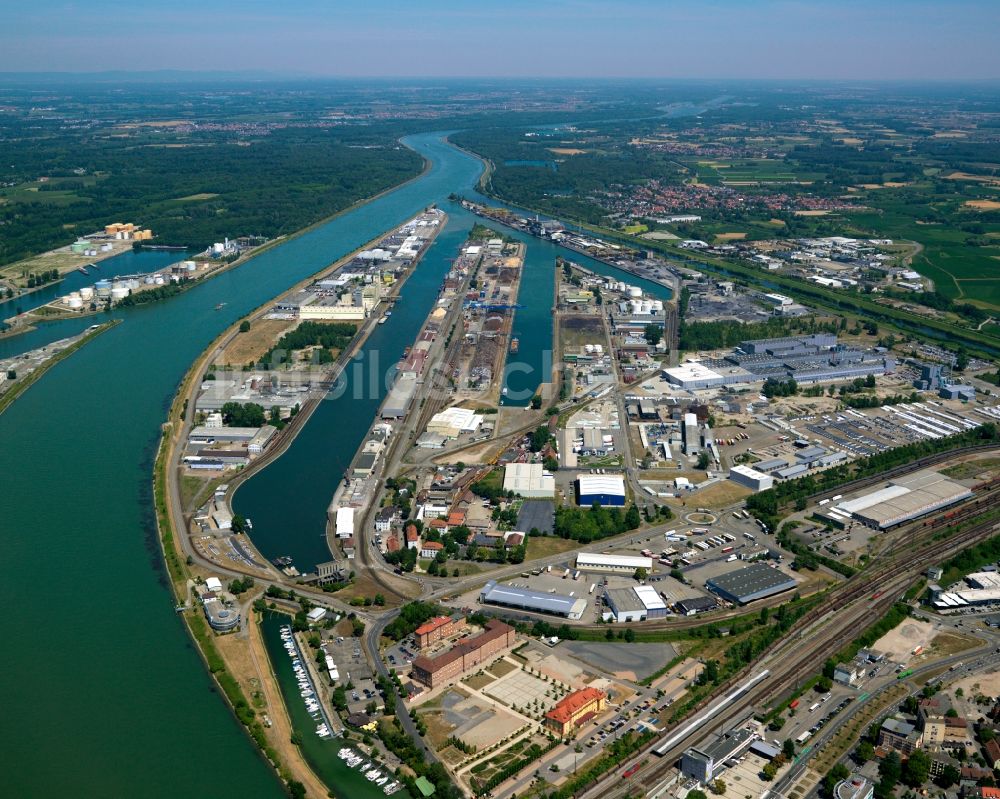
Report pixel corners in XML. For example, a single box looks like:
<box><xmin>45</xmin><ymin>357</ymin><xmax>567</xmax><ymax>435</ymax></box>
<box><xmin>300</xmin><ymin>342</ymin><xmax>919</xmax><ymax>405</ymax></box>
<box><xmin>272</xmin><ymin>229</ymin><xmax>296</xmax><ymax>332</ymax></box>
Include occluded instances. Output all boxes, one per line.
<box><xmin>0</xmin><ymin>131</ymin><xmax>671</xmax><ymax>797</ymax></box>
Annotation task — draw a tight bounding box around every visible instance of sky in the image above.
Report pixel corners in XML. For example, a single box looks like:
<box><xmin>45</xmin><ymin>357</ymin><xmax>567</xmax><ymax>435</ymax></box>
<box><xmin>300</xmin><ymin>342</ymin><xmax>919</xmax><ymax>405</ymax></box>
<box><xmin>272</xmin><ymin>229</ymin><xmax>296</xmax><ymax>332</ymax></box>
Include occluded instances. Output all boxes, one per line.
<box><xmin>3</xmin><ymin>0</ymin><xmax>1000</xmax><ymax>80</ymax></box>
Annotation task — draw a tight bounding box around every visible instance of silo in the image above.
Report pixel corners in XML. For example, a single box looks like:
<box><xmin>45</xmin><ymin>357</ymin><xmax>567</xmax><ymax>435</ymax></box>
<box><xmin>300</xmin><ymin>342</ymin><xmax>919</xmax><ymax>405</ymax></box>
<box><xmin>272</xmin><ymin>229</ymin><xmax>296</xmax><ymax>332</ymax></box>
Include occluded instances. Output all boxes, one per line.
<box><xmin>95</xmin><ymin>280</ymin><xmax>112</xmax><ymax>299</ymax></box>
<box><xmin>67</xmin><ymin>295</ymin><xmax>83</xmax><ymax>309</ymax></box>
<box><xmin>628</xmin><ymin>286</ymin><xmax>642</xmax><ymax>298</ymax></box>
<box><xmin>651</xmin><ymin>300</ymin><xmax>664</xmax><ymax>313</ymax></box>
<box><xmin>79</xmin><ymin>286</ymin><xmax>94</xmax><ymax>301</ymax></box>
<box><xmin>110</xmin><ymin>286</ymin><xmax>129</xmax><ymax>302</ymax></box>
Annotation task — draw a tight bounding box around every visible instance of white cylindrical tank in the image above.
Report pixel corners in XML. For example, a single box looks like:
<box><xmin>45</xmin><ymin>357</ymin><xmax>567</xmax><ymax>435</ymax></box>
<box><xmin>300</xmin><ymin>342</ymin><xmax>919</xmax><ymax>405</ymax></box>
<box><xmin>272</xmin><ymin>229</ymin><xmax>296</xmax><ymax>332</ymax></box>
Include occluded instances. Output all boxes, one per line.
<box><xmin>101</xmin><ymin>243</ymin><xmax>113</xmax><ymax>252</ymax></box>
<box><xmin>153</xmin><ymin>275</ymin><xmax>165</xmax><ymax>285</ymax></box>
<box><xmin>641</xmin><ymin>301</ymin><xmax>652</xmax><ymax>314</ymax></box>
<box><xmin>584</xmin><ymin>344</ymin><xmax>594</xmax><ymax>354</ymax></box>
<box><xmin>67</xmin><ymin>295</ymin><xmax>83</xmax><ymax>309</ymax></box>
<box><xmin>110</xmin><ymin>287</ymin><xmax>129</xmax><ymax>301</ymax></box>
<box><xmin>594</xmin><ymin>344</ymin><xmax>603</xmax><ymax>354</ymax></box>
<box><xmin>144</xmin><ymin>275</ymin><xmax>155</xmax><ymax>284</ymax></box>
<box><xmin>183</xmin><ymin>260</ymin><xmax>196</xmax><ymax>270</ymax></box>
<box><xmin>628</xmin><ymin>286</ymin><xmax>642</xmax><ymax>298</ymax></box>
<box><xmin>127</xmin><ymin>278</ymin><xmax>139</xmax><ymax>289</ymax></box>
<box><xmin>652</xmin><ymin>300</ymin><xmax>664</xmax><ymax>312</ymax></box>
<box><xmin>79</xmin><ymin>286</ymin><xmax>94</xmax><ymax>300</ymax></box>
<box><xmin>630</xmin><ymin>300</ymin><xmax>643</xmax><ymax>314</ymax></box>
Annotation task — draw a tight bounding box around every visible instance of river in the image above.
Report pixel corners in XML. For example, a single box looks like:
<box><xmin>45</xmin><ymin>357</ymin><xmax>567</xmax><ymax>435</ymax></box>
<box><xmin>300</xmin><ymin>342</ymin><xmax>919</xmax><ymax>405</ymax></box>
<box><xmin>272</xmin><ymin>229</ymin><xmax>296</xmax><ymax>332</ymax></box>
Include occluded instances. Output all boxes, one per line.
<box><xmin>0</xmin><ymin>131</ymin><xmax>675</xmax><ymax>796</ymax></box>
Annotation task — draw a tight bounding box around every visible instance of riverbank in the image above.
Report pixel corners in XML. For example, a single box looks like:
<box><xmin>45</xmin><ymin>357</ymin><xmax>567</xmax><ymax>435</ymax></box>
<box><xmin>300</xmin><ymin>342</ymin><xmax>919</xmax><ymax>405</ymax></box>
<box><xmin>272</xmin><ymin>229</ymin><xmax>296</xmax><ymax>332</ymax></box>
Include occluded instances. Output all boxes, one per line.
<box><xmin>0</xmin><ymin>320</ymin><xmax>119</xmax><ymax>416</ymax></box>
<box><xmin>177</xmin><ymin>211</ymin><xmax>445</xmax><ymax>571</ymax></box>
<box><xmin>153</xmin><ymin>211</ymin><xmax>447</xmax><ymax>797</ymax></box>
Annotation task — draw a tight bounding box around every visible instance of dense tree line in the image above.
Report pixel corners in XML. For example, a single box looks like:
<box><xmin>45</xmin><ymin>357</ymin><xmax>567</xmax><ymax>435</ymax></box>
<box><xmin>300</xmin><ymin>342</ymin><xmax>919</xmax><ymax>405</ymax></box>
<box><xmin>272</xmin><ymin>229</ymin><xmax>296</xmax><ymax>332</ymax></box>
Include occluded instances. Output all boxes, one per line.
<box><xmin>220</xmin><ymin>401</ymin><xmax>266</xmax><ymax>427</ymax></box>
<box><xmin>116</xmin><ymin>281</ymin><xmax>186</xmax><ymax>307</ymax></box>
<box><xmin>260</xmin><ymin>321</ymin><xmax>356</xmax><ymax>366</ymax></box>
<box><xmin>0</xmin><ymin>123</ymin><xmax>422</xmax><ymax>268</ymax></box>
<box><xmin>382</xmin><ymin>601</ymin><xmax>442</xmax><ymax>641</ymax></box>
<box><xmin>553</xmin><ymin>503</ymin><xmax>641</xmax><ymax>543</ymax></box>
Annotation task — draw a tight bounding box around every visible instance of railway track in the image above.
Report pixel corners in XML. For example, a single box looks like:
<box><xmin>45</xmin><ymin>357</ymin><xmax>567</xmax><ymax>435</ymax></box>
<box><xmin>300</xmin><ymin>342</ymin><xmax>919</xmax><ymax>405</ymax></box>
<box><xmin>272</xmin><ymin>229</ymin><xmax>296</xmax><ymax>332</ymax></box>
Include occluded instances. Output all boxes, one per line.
<box><xmin>580</xmin><ymin>506</ymin><xmax>1000</xmax><ymax>799</ymax></box>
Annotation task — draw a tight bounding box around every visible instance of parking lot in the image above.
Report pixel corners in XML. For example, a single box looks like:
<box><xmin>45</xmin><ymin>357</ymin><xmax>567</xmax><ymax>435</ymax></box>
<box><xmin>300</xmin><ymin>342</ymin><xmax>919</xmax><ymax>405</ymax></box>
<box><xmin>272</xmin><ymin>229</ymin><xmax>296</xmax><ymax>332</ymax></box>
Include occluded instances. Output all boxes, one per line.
<box><xmin>323</xmin><ymin>634</ymin><xmax>379</xmax><ymax>715</ymax></box>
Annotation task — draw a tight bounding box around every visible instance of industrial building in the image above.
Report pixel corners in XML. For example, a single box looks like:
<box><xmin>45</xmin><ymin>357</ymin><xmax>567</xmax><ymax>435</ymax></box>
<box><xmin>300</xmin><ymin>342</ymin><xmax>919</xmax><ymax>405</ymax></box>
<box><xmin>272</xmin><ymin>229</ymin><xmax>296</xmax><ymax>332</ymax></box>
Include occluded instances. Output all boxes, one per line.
<box><xmin>503</xmin><ymin>463</ymin><xmax>556</xmax><ymax>499</ymax></box>
<box><xmin>933</xmin><ymin>571</ymin><xmax>1000</xmax><ymax>610</ymax></box>
<box><xmin>335</xmin><ymin>507</ymin><xmax>355</xmax><ymax>538</ymax></box>
<box><xmin>835</xmin><ymin>470</ymin><xmax>971</xmax><ymax>530</ymax></box>
<box><xmin>479</xmin><ymin>581</ymin><xmax>587</xmax><ymax>620</ymax></box>
<box><xmin>604</xmin><ymin>585</ymin><xmax>668</xmax><ymax>622</ymax></box>
<box><xmin>706</xmin><ymin>563</ymin><xmax>798</xmax><ymax>605</ymax></box>
<box><xmin>682</xmin><ymin>412</ymin><xmax>701</xmax><ymax>455</ymax></box>
<box><xmin>543</xmin><ymin>688</ymin><xmax>607</xmax><ymax>736</ymax></box>
<box><xmin>576</xmin><ymin>473</ymin><xmax>626</xmax><ymax>506</ymax></box>
<box><xmin>576</xmin><ymin>552</ymin><xmax>653</xmax><ymax>573</ymax></box>
<box><xmin>680</xmin><ymin>728</ymin><xmax>756</xmax><ymax>782</ymax></box>
<box><xmin>675</xmin><ymin>596</ymin><xmax>717</xmax><ymax>616</ymax></box>
<box><xmin>728</xmin><ymin>464</ymin><xmax>774</xmax><ymax>492</ymax></box>
<box><xmin>426</xmin><ymin>407</ymin><xmax>484</xmax><ymax>439</ymax></box>
<box><xmin>410</xmin><ymin>619</ymin><xmax>516</xmax><ymax>688</ymax></box>
<box><xmin>662</xmin><ymin>362</ymin><xmax>755</xmax><ymax>391</ymax></box>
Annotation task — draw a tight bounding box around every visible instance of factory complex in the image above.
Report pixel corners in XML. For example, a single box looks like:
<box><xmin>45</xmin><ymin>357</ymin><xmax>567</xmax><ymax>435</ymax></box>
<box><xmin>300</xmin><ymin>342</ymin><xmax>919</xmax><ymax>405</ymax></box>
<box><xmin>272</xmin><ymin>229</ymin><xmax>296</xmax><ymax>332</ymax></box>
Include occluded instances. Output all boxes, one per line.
<box><xmin>932</xmin><ymin>571</ymin><xmax>1000</xmax><ymax>610</ymax></box>
<box><xmin>663</xmin><ymin>334</ymin><xmax>895</xmax><ymax>391</ymax></box>
<box><xmin>828</xmin><ymin>470</ymin><xmax>972</xmax><ymax>530</ymax></box>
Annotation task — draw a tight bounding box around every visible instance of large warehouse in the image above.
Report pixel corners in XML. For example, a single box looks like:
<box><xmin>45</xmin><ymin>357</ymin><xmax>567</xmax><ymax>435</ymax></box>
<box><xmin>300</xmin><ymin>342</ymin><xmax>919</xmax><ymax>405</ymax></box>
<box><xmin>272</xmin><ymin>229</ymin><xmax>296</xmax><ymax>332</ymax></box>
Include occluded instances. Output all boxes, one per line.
<box><xmin>503</xmin><ymin>463</ymin><xmax>556</xmax><ymax>499</ymax></box>
<box><xmin>835</xmin><ymin>470</ymin><xmax>971</xmax><ymax>530</ymax></box>
<box><xmin>662</xmin><ymin>362</ymin><xmax>754</xmax><ymax>391</ymax></box>
<box><xmin>576</xmin><ymin>552</ymin><xmax>653</xmax><ymax>573</ymax></box>
<box><xmin>604</xmin><ymin>585</ymin><xmax>668</xmax><ymax>622</ymax></box>
<box><xmin>706</xmin><ymin>563</ymin><xmax>798</xmax><ymax>605</ymax></box>
<box><xmin>729</xmin><ymin>464</ymin><xmax>774</xmax><ymax>492</ymax></box>
<box><xmin>480</xmin><ymin>580</ymin><xmax>587</xmax><ymax>620</ymax></box>
<box><xmin>576</xmin><ymin>474</ymin><xmax>626</xmax><ymax>506</ymax></box>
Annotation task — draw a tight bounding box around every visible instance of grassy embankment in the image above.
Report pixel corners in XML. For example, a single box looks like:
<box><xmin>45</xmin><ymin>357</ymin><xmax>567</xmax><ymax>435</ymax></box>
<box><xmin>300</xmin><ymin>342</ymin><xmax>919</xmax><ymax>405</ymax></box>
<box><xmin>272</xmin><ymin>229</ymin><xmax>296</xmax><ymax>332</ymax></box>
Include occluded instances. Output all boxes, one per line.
<box><xmin>0</xmin><ymin>320</ymin><xmax>119</xmax><ymax>416</ymax></box>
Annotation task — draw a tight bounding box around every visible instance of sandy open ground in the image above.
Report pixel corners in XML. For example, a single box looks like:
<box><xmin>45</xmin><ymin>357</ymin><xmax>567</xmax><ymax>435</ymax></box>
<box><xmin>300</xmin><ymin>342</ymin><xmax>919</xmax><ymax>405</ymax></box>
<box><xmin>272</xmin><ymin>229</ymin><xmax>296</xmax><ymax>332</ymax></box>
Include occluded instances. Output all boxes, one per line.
<box><xmin>548</xmin><ymin>148</ymin><xmax>587</xmax><ymax>155</ymax></box>
<box><xmin>965</xmin><ymin>200</ymin><xmax>1000</xmax><ymax>211</ymax></box>
<box><xmin>949</xmin><ymin>668</ymin><xmax>1000</xmax><ymax>699</ymax></box>
<box><xmin>872</xmin><ymin>618</ymin><xmax>938</xmax><ymax>662</ymax></box>
<box><xmin>794</xmin><ymin>209</ymin><xmax>830</xmax><ymax>216</ymax></box>
<box><xmin>714</xmin><ymin>232</ymin><xmax>747</xmax><ymax>241</ymax></box>
<box><xmin>220</xmin><ymin>318</ymin><xmax>298</xmax><ymax>365</ymax></box>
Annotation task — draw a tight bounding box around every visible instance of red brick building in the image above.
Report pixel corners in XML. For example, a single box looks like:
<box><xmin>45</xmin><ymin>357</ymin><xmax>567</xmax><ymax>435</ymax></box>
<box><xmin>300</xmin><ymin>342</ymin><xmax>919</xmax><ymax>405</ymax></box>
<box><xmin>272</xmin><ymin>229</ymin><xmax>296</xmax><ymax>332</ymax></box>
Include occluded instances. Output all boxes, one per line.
<box><xmin>411</xmin><ymin>620</ymin><xmax>516</xmax><ymax>688</ymax></box>
<box><xmin>414</xmin><ymin>615</ymin><xmax>466</xmax><ymax>649</ymax></box>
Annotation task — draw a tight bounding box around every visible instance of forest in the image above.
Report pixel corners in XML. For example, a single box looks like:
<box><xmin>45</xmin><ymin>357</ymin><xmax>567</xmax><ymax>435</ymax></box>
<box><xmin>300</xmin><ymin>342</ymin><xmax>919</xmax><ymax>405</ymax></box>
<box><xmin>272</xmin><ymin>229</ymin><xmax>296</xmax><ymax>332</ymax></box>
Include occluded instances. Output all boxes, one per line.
<box><xmin>0</xmin><ymin>119</ymin><xmax>422</xmax><ymax>267</ymax></box>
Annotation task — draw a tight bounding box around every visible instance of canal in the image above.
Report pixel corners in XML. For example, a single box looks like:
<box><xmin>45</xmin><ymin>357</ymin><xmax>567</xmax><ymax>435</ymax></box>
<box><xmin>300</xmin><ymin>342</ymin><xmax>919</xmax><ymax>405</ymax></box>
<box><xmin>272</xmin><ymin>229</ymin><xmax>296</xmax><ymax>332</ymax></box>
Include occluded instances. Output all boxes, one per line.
<box><xmin>0</xmin><ymin>130</ymin><xmax>678</xmax><ymax>796</ymax></box>
<box><xmin>260</xmin><ymin>613</ymin><xmax>406</xmax><ymax>799</ymax></box>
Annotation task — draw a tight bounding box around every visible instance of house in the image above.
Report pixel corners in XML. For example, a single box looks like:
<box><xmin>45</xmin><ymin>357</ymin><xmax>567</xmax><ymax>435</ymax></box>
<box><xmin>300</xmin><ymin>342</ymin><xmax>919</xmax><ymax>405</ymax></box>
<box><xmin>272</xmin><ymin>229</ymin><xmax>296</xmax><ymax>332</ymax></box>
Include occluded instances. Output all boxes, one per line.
<box><xmin>984</xmin><ymin>738</ymin><xmax>1000</xmax><ymax>770</ymax></box>
<box><xmin>833</xmin><ymin>664</ymin><xmax>858</xmax><ymax>686</ymax></box>
<box><xmin>428</xmin><ymin>518</ymin><xmax>449</xmax><ymax>534</ymax></box>
<box><xmin>375</xmin><ymin>506</ymin><xmax>400</xmax><ymax>533</ymax></box>
<box><xmin>504</xmin><ymin>532</ymin><xmax>525</xmax><ymax>549</ymax></box>
<box><xmin>405</xmin><ymin>524</ymin><xmax>420</xmax><ymax>550</ymax></box>
<box><xmin>421</xmin><ymin>541</ymin><xmax>444</xmax><ymax>559</ymax></box>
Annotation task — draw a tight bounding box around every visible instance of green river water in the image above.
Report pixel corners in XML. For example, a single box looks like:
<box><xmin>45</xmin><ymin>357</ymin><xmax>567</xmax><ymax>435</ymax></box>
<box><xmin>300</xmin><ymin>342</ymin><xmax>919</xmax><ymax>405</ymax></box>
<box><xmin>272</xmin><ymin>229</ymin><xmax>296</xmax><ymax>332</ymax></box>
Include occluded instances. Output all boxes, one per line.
<box><xmin>1</xmin><ymin>132</ymin><xmax>672</xmax><ymax>797</ymax></box>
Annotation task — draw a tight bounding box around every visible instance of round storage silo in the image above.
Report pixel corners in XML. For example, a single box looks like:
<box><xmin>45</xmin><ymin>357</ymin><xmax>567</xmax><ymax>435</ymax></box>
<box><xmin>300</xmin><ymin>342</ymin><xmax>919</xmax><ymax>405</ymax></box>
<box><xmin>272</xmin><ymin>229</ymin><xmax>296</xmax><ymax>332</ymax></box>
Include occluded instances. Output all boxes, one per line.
<box><xmin>110</xmin><ymin>286</ymin><xmax>129</xmax><ymax>302</ymax></box>
<box><xmin>79</xmin><ymin>286</ymin><xmax>94</xmax><ymax>301</ymax></box>
<box><xmin>628</xmin><ymin>286</ymin><xmax>642</xmax><ymax>298</ymax></box>
<box><xmin>95</xmin><ymin>280</ymin><xmax>112</xmax><ymax>299</ymax></box>
<box><xmin>651</xmin><ymin>300</ymin><xmax>664</xmax><ymax>312</ymax></box>
<box><xmin>67</xmin><ymin>295</ymin><xmax>83</xmax><ymax>309</ymax></box>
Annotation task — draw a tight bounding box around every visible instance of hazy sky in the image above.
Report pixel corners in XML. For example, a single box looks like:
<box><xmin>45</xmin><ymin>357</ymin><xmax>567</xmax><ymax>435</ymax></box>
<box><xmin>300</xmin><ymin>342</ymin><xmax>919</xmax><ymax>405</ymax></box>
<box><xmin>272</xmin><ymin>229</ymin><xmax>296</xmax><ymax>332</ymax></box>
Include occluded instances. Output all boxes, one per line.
<box><xmin>3</xmin><ymin>0</ymin><xmax>999</xmax><ymax>79</ymax></box>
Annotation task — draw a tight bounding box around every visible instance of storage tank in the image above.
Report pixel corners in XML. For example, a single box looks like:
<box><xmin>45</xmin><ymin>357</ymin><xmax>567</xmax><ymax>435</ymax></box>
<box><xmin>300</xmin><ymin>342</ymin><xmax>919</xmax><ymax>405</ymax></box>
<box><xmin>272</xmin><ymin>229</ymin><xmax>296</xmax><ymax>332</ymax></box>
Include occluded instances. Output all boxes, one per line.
<box><xmin>593</xmin><ymin>344</ymin><xmax>603</xmax><ymax>355</ymax></box>
<box><xmin>70</xmin><ymin>240</ymin><xmax>91</xmax><ymax>254</ymax></box>
<box><xmin>66</xmin><ymin>295</ymin><xmax>83</xmax><ymax>309</ymax></box>
<box><xmin>641</xmin><ymin>300</ymin><xmax>652</xmax><ymax>314</ymax></box>
<box><xmin>144</xmin><ymin>275</ymin><xmax>155</xmax><ymax>284</ymax></box>
<box><xmin>153</xmin><ymin>275</ymin><xmax>165</xmax><ymax>285</ymax></box>
<box><xmin>630</xmin><ymin>300</ymin><xmax>643</xmax><ymax>314</ymax></box>
<box><xmin>628</xmin><ymin>286</ymin><xmax>642</xmax><ymax>298</ymax></box>
<box><xmin>79</xmin><ymin>286</ymin><xmax>94</xmax><ymax>301</ymax></box>
<box><xmin>110</xmin><ymin>286</ymin><xmax>129</xmax><ymax>302</ymax></box>
<box><xmin>101</xmin><ymin>243</ymin><xmax>113</xmax><ymax>252</ymax></box>
<box><xmin>584</xmin><ymin>344</ymin><xmax>594</xmax><ymax>354</ymax></box>
<box><xmin>95</xmin><ymin>280</ymin><xmax>112</xmax><ymax>299</ymax></box>
<box><xmin>183</xmin><ymin>260</ymin><xmax>196</xmax><ymax>270</ymax></box>
<box><xmin>651</xmin><ymin>300</ymin><xmax>664</xmax><ymax>312</ymax></box>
